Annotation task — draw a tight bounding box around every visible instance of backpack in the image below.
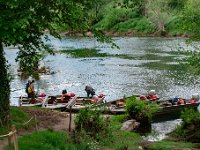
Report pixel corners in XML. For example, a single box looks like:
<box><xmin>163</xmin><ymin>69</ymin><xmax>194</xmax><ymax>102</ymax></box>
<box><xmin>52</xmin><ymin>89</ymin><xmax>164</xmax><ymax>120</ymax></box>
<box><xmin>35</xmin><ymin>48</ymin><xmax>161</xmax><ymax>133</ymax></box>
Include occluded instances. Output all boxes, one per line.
<box><xmin>25</xmin><ymin>83</ymin><xmax>29</xmax><ymax>93</ymax></box>
<box><xmin>28</xmin><ymin>86</ymin><xmax>32</xmax><ymax>94</ymax></box>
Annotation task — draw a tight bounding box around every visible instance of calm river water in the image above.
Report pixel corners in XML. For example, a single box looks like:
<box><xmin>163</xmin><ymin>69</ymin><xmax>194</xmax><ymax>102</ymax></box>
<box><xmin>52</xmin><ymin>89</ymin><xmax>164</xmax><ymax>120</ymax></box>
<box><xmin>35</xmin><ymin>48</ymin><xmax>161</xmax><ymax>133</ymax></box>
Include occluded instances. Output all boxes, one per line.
<box><xmin>5</xmin><ymin>36</ymin><xmax>200</xmax><ymax>141</ymax></box>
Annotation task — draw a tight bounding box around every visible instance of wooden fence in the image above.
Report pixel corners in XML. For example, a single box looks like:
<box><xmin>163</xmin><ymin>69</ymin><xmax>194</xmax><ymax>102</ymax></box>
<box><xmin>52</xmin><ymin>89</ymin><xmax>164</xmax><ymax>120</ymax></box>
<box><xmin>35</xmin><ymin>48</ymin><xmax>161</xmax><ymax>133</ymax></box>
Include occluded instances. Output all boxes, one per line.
<box><xmin>0</xmin><ymin>114</ymin><xmax>38</xmax><ymax>150</ymax></box>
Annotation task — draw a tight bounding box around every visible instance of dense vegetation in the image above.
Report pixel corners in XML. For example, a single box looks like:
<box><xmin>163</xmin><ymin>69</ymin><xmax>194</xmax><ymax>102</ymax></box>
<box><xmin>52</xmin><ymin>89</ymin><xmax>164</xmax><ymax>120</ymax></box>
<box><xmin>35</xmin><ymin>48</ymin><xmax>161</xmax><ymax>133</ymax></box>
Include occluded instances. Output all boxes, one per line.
<box><xmin>55</xmin><ymin>0</ymin><xmax>192</xmax><ymax>37</ymax></box>
<box><xmin>126</xmin><ymin>96</ymin><xmax>159</xmax><ymax>126</ymax></box>
<box><xmin>171</xmin><ymin>109</ymin><xmax>200</xmax><ymax>142</ymax></box>
<box><xmin>1</xmin><ymin>107</ymin><xmax>200</xmax><ymax>150</ymax></box>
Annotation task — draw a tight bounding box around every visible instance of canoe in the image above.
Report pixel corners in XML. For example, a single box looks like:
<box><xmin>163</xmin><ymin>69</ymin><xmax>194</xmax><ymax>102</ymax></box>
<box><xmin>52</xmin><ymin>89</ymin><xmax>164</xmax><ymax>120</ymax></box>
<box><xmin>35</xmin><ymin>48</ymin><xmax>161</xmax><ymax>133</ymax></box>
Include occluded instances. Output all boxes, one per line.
<box><xmin>104</xmin><ymin>96</ymin><xmax>200</xmax><ymax>122</ymax></box>
<box><xmin>42</xmin><ymin>93</ymin><xmax>105</xmax><ymax>110</ymax></box>
<box><xmin>18</xmin><ymin>96</ymin><xmax>45</xmax><ymax>107</ymax></box>
<box><xmin>66</xmin><ymin>95</ymin><xmax>200</xmax><ymax>122</ymax></box>
<box><xmin>65</xmin><ymin>95</ymin><xmax>106</xmax><ymax>111</ymax></box>
<box><xmin>42</xmin><ymin>95</ymin><xmax>74</xmax><ymax>109</ymax></box>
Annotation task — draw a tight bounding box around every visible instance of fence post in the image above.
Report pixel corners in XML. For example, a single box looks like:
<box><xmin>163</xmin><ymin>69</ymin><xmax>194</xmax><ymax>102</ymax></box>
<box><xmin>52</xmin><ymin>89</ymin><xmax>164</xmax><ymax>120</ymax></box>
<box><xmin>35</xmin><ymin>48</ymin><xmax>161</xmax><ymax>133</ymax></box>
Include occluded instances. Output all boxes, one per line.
<box><xmin>7</xmin><ymin>114</ymin><xmax>12</xmax><ymax>150</ymax></box>
<box><xmin>12</xmin><ymin>125</ymin><xmax>18</xmax><ymax>150</ymax></box>
<box><xmin>34</xmin><ymin>114</ymin><xmax>38</xmax><ymax>131</ymax></box>
<box><xmin>69</xmin><ymin>106</ymin><xmax>72</xmax><ymax>132</ymax></box>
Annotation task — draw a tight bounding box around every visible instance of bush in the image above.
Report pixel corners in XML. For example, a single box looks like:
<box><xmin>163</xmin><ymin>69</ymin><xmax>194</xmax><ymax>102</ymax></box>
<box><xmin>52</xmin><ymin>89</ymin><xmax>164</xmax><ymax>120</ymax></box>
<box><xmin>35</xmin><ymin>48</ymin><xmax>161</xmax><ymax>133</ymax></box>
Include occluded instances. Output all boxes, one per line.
<box><xmin>113</xmin><ymin>18</ymin><xmax>155</xmax><ymax>33</ymax></box>
<box><xmin>172</xmin><ymin>108</ymin><xmax>200</xmax><ymax>142</ymax></box>
<box><xmin>125</xmin><ymin>96</ymin><xmax>159</xmax><ymax>125</ymax></box>
<box><xmin>74</xmin><ymin>107</ymin><xmax>112</xmax><ymax>143</ymax></box>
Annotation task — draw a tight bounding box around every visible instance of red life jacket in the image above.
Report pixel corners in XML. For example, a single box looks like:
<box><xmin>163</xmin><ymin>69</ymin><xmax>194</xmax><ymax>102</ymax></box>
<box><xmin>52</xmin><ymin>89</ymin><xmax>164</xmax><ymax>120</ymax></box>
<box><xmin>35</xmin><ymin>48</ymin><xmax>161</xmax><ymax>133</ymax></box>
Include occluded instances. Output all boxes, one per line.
<box><xmin>150</xmin><ymin>95</ymin><xmax>158</xmax><ymax>100</ymax></box>
<box><xmin>190</xmin><ymin>99</ymin><xmax>197</xmax><ymax>104</ymax></box>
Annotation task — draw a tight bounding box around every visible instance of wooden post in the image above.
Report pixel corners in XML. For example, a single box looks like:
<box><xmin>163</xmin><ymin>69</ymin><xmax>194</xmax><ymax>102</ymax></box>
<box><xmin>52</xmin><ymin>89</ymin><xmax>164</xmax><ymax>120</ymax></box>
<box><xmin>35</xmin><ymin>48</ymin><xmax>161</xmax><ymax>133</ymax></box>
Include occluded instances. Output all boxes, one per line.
<box><xmin>34</xmin><ymin>114</ymin><xmax>38</xmax><ymax>131</ymax></box>
<box><xmin>69</xmin><ymin>106</ymin><xmax>72</xmax><ymax>132</ymax></box>
<box><xmin>7</xmin><ymin>114</ymin><xmax>11</xmax><ymax>150</ymax></box>
<box><xmin>12</xmin><ymin>125</ymin><xmax>18</xmax><ymax>150</ymax></box>
<box><xmin>18</xmin><ymin>97</ymin><xmax>21</xmax><ymax>106</ymax></box>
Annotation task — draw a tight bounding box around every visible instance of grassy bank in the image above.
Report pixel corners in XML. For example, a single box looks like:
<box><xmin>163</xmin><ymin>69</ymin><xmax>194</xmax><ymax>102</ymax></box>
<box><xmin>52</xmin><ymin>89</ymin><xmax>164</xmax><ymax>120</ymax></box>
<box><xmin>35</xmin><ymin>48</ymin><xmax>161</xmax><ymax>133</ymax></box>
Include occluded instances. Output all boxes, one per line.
<box><xmin>1</xmin><ymin>107</ymin><xmax>200</xmax><ymax>150</ymax></box>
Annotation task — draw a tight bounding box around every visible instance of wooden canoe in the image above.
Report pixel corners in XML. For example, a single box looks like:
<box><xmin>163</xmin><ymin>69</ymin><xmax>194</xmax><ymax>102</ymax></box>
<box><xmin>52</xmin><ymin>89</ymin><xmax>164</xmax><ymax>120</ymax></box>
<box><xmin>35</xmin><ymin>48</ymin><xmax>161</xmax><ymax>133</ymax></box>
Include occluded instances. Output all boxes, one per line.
<box><xmin>18</xmin><ymin>96</ymin><xmax>45</xmax><ymax>107</ymax></box>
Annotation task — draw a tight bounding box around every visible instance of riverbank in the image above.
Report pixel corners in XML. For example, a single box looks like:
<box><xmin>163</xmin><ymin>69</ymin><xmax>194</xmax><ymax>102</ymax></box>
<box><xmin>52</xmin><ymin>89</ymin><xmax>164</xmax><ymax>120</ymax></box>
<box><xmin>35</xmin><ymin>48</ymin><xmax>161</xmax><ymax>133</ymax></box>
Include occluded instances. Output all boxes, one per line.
<box><xmin>59</xmin><ymin>30</ymin><xmax>189</xmax><ymax>38</ymax></box>
<box><xmin>1</xmin><ymin>107</ymin><xmax>200</xmax><ymax>150</ymax></box>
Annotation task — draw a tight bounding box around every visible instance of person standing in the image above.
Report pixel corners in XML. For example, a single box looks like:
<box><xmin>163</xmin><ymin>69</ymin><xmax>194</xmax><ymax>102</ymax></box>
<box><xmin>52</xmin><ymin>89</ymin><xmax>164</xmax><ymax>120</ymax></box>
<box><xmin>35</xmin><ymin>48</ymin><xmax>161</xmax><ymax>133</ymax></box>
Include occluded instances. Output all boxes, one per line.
<box><xmin>85</xmin><ymin>85</ymin><xmax>95</xmax><ymax>98</ymax></box>
<box><xmin>30</xmin><ymin>80</ymin><xmax>35</xmax><ymax>103</ymax></box>
<box><xmin>25</xmin><ymin>80</ymin><xmax>31</xmax><ymax>98</ymax></box>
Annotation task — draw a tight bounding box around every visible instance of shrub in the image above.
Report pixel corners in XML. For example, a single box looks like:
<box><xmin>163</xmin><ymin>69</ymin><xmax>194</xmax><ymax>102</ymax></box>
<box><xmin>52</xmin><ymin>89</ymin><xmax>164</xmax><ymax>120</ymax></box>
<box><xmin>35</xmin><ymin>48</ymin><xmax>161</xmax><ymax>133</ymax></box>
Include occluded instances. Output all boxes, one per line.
<box><xmin>113</xmin><ymin>18</ymin><xmax>155</xmax><ymax>33</ymax></box>
<box><xmin>125</xmin><ymin>96</ymin><xmax>159</xmax><ymax>125</ymax></box>
<box><xmin>74</xmin><ymin>107</ymin><xmax>112</xmax><ymax>143</ymax></box>
<box><xmin>172</xmin><ymin>108</ymin><xmax>200</xmax><ymax>142</ymax></box>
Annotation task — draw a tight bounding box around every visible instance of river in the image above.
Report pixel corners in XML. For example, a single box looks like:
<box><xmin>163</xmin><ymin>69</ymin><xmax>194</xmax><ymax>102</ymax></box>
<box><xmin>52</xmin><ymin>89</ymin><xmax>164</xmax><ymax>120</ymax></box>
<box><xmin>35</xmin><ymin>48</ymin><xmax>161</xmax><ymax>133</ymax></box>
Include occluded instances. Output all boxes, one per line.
<box><xmin>5</xmin><ymin>36</ymin><xmax>200</xmax><ymax>141</ymax></box>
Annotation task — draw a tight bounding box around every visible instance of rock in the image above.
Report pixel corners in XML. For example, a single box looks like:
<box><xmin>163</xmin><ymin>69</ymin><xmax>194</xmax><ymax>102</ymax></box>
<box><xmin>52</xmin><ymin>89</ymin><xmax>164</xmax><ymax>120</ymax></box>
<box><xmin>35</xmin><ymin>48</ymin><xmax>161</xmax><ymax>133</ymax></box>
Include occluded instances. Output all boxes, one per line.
<box><xmin>121</xmin><ymin>119</ymin><xmax>140</xmax><ymax>131</ymax></box>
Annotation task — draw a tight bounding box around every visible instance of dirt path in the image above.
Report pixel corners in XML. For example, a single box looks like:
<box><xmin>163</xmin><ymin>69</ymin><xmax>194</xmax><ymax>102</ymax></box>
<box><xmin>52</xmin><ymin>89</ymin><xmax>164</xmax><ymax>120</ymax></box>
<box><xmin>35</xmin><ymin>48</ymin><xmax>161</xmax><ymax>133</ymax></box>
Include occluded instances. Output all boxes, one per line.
<box><xmin>0</xmin><ymin>108</ymin><xmax>76</xmax><ymax>150</ymax></box>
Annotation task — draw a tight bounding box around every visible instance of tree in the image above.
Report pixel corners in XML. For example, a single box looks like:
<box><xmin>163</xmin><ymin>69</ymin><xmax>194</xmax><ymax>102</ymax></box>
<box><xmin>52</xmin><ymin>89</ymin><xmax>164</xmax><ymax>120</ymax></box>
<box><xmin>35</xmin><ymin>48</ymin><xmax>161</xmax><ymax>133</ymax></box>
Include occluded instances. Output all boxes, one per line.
<box><xmin>182</xmin><ymin>0</ymin><xmax>200</xmax><ymax>41</ymax></box>
<box><xmin>0</xmin><ymin>0</ymin><xmax>105</xmax><ymax>126</ymax></box>
<box><xmin>180</xmin><ymin>0</ymin><xmax>200</xmax><ymax>74</ymax></box>
<box><xmin>120</xmin><ymin>0</ymin><xmax>148</xmax><ymax>16</ymax></box>
<box><xmin>146</xmin><ymin>0</ymin><xmax>173</xmax><ymax>36</ymax></box>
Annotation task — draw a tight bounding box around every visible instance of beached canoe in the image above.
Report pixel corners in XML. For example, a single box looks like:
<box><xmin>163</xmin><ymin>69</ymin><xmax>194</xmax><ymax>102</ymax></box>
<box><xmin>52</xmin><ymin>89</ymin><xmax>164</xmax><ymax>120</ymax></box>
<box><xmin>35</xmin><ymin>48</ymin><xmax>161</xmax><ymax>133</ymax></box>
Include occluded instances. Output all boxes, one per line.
<box><xmin>42</xmin><ymin>94</ymin><xmax>74</xmax><ymax>109</ymax></box>
<box><xmin>104</xmin><ymin>97</ymin><xmax>200</xmax><ymax>120</ymax></box>
<box><xmin>42</xmin><ymin>93</ymin><xmax>105</xmax><ymax>110</ymax></box>
<box><xmin>18</xmin><ymin>96</ymin><xmax>45</xmax><ymax>107</ymax></box>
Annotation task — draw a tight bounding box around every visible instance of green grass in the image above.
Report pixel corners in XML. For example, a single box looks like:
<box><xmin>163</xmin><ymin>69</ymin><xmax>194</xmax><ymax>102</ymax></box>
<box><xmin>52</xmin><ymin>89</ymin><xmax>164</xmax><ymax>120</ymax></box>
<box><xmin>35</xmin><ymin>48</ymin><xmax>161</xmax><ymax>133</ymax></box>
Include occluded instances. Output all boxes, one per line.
<box><xmin>5</xmin><ymin>130</ymin><xmax>90</xmax><ymax>150</ymax></box>
<box><xmin>147</xmin><ymin>140</ymin><xmax>199</xmax><ymax>150</ymax></box>
<box><xmin>102</xmin><ymin>115</ymin><xmax>143</xmax><ymax>150</ymax></box>
<box><xmin>0</xmin><ymin>107</ymin><xmax>33</xmax><ymax>135</ymax></box>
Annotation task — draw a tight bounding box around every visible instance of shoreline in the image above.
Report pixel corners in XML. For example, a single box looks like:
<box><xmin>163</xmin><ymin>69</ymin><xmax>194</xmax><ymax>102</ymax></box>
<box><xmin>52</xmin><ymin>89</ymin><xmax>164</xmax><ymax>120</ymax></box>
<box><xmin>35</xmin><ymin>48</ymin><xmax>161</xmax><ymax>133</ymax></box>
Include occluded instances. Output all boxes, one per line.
<box><xmin>59</xmin><ymin>31</ymin><xmax>189</xmax><ymax>38</ymax></box>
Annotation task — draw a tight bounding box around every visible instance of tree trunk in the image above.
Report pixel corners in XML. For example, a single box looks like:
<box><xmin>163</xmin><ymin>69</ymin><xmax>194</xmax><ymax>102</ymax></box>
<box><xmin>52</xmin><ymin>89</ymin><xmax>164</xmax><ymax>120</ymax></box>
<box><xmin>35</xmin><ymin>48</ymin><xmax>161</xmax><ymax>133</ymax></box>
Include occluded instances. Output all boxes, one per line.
<box><xmin>0</xmin><ymin>41</ymin><xmax>10</xmax><ymax>126</ymax></box>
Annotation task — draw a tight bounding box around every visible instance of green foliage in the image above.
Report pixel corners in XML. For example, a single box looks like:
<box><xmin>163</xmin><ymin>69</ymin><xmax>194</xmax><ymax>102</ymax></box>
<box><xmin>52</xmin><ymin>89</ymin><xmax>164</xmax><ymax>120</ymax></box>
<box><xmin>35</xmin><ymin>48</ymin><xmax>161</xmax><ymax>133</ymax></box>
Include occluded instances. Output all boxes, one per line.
<box><xmin>166</xmin><ymin>16</ymin><xmax>184</xmax><ymax>35</ymax></box>
<box><xmin>94</xmin><ymin>7</ymin><xmax>129</xmax><ymax>30</ymax></box>
<box><xmin>107</xmin><ymin>115</ymin><xmax>142</xmax><ymax>150</ymax></box>
<box><xmin>172</xmin><ymin>109</ymin><xmax>200</xmax><ymax>142</ymax></box>
<box><xmin>168</xmin><ymin>0</ymin><xmax>187</xmax><ymax>10</ymax></box>
<box><xmin>0</xmin><ymin>42</ymin><xmax>10</xmax><ymax>126</ymax></box>
<box><xmin>113</xmin><ymin>17</ymin><xmax>155</xmax><ymax>33</ymax></box>
<box><xmin>0</xmin><ymin>107</ymin><xmax>33</xmax><ymax>135</ymax></box>
<box><xmin>74</xmin><ymin>107</ymin><xmax>112</xmax><ymax>142</ymax></box>
<box><xmin>181</xmin><ymin>108</ymin><xmax>200</xmax><ymax>125</ymax></box>
<box><xmin>147</xmin><ymin>140</ymin><xmax>197</xmax><ymax>150</ymax></box>
<box><xmin>0</xmin><ymin>0</ymin><xmax>107</xmax><ymax>126</ymax></box>
<box><xmin>182</xmin><ymin>0</ymin><xmax>200</xmax><ymax>40</ymax></box>
<box><xmin>6</xmin><ymin>130</ymin><xmax>90</xmax><ymax>150</ymax></box>
<box><xmin>119</xmin><ymin>0</ymin><xmax>146</xmax><ymax>16</ymax></box>
<box><xmin>125</xmin><ymin>96</ymin><xmax>159</xmax><ymax>123</ymax></box>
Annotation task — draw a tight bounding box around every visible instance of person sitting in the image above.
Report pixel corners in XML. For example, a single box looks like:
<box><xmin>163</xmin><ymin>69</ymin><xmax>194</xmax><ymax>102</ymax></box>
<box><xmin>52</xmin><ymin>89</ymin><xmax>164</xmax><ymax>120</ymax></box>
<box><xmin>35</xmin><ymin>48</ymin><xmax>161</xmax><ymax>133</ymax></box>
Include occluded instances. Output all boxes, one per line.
<box><xmin>176</xmin><ymin>98</ymin><xmax>186</xmax><ymax>105</ymax></box>
<box><xmin>170</xmin><ymin>96</ymin><xmax>179</xmax><ymax>105</ymax></box>
<box><xmin>189</xmin><ymin>93</ymin><xmax>199</xmax><ymax>104</ymax></box>
<box><xmin>61</xmin><ymin>89</ymin><xmax>70</xmax><ymax>102</ymax></box>
<box><xmin>139</xmin><ymin>95</ymin><xmax>148</xmax><ymax>100</ymax></box>
<box><xmin>85</xmin><ymin>85</ymin><xmax>95</xmax><ymax>98</ymax></box>
<box><xmin>147</xmin><ymin>90</ymin><xmax>159</xmax><ymax>100</ymax></box>
<box><xmin>36</xmin><ymin>92</ymin><xmax>46</xmax><ymax>102</ymax></box>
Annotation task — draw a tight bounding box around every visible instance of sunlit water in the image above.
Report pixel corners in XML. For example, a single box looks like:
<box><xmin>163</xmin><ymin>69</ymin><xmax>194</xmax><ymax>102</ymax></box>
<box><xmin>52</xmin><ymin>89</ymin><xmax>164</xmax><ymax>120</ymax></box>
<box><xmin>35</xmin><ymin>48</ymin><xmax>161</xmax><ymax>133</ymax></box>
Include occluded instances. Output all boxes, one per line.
<box><xmin>5</xmin><ymin>36</ymin><xmax>200</xmax><ymax>141</ymax></box>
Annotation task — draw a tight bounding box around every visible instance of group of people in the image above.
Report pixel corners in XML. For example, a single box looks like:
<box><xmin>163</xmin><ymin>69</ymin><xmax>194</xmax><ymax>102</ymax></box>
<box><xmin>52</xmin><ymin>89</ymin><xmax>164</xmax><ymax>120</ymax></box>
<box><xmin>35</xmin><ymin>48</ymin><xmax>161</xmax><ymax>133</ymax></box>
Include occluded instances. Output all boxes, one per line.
<box><xmin>171</xmin><ymin>93</ymin><xmax>199</xmax><ymax>105</ymax></box>
<box><xmin>25</xmin><ymin>80</ymin><xmax>35</xmax><ymax>102</ymax></box>
<box><xmin>139</xmin><ymin>90</ymin><xmax>199</xmax><ymax>105</ymax></box>
<box><xmin>25</xmin><ymin>80</ymin><xmax>199</xmax><ymax>105</ymax></box>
